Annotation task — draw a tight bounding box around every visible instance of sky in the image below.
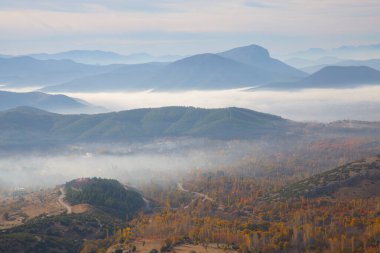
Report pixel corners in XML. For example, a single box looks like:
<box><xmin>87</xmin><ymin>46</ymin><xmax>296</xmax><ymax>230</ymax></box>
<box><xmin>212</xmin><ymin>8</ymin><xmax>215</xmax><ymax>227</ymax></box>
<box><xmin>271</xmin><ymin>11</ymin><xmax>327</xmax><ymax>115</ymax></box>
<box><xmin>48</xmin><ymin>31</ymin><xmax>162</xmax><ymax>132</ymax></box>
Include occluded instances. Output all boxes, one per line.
<box><xmin>0</xmin><ymin>0</ymin><xmax>380</xmax><ymax>57</ymax></box>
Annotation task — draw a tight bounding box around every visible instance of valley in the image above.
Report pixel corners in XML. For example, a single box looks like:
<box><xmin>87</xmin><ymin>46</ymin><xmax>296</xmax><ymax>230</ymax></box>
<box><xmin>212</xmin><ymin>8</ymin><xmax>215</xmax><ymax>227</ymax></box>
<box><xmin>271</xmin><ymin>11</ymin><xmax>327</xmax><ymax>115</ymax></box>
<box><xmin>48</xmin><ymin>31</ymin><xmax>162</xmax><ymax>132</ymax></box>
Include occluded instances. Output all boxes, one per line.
<box><xmin>0</xmin><ymin>132</ymin><xmax>379</xmax><ymax>252</ymax></box>
<box><xmin>0</xmin><ymin>3</ymin><xmax>380</xmax><ymax>252</ymax></box>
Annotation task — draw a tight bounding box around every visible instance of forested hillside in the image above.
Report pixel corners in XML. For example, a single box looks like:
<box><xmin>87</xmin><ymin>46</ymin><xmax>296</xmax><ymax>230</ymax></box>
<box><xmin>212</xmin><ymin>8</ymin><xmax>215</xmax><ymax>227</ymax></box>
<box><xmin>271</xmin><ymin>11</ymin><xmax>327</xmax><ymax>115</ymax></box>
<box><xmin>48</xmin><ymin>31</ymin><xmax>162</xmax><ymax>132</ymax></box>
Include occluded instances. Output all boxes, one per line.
<box><xmin>65</xmin><ymin>178</ymin><xmax>145</xmax><ymax>218</ymax></box>
<box><xmin>272</xmin><ymin>156</ymin><xmax>380</xmax><ymax>200</ymax></box>
<box><xmin>0</xmin><ymin>106</ymin><xmax>290</xmax><ymax>148</ymax></box>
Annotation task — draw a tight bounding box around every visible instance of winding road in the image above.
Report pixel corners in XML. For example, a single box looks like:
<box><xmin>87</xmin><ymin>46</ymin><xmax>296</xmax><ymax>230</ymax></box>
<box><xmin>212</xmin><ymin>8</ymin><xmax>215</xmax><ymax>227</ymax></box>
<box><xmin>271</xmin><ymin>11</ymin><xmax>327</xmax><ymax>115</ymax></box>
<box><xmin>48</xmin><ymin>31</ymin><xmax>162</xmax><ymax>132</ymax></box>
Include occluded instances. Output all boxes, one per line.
<box><xmin>177</xmin><ymin>183</ymin><xmax>224</xmax><ymax>210</ymax></box>
<box><xmin>58</xmin><ymin>187</ymin><xmax>72</xmax><ymax>214</ymax></box>
<box><xmin>177</xmin><ymin>183</ymin><xmax>214</xmax><ymax>201</ymax></box>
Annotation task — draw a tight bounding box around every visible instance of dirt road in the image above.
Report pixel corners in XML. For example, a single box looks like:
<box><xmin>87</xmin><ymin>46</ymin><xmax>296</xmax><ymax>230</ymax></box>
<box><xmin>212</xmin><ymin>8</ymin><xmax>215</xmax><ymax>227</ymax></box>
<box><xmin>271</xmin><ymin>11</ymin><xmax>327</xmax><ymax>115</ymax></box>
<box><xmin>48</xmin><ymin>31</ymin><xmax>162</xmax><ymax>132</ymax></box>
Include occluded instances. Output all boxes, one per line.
<box><xmin>58</xmin><ymin>187</ymin><xmax>72</xmax><ymax>214</ymax></box>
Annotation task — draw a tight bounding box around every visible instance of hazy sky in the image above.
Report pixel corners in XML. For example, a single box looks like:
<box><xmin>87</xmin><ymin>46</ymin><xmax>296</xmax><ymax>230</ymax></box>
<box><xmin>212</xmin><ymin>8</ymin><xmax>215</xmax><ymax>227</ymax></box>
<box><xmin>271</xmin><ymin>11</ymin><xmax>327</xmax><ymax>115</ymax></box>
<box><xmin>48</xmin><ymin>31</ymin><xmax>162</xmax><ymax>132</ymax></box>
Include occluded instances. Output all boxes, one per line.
<box><xmin>0</xmin><ymin>0</ymin><xmax>379</xmax><ymax>56</ymax></box>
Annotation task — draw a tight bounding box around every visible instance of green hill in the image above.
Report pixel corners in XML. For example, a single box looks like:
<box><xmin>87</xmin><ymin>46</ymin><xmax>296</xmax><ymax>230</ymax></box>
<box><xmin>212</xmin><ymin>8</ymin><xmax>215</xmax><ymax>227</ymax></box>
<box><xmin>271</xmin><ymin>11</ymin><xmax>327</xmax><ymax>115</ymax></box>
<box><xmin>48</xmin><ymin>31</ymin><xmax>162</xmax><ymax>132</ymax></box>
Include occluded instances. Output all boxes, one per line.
<box><xmin>0</xmin><ymin>106</ymin><xmax>289</xmax><ymax>148</ymax></box>
<box><xmin>270</xmin><ymin>156</ymin><xmax>380</xmax><ymax>200</ymax></box>
<box><xmin>65</xmin><ymin>178</ymin><xmax>145</xmax><ymax>218</ymax></box>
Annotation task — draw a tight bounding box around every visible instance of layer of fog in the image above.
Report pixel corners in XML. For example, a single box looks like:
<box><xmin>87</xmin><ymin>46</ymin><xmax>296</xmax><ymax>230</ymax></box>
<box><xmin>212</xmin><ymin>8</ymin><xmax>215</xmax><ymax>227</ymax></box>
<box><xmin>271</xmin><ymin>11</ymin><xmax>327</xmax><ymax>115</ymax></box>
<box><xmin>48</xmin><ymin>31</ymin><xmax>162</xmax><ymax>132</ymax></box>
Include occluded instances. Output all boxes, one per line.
<box><xmin>0</xmin><ymin>85</ymin><xmax>44</xmax><ymax>93</ymax></box>
<box><xmin>59</xmin><ymin>86</ymin><xmax>380</xmax><ymax>122</ymax></box>
<box><xmin>0</xmin><ymin>139</ymin><xmax>261</xmax><ymax>189</ymax></box>
<box><xmin>2</xmin><ymin>131</ymin><xmax>380</xmax><ymax>191</ymax></box>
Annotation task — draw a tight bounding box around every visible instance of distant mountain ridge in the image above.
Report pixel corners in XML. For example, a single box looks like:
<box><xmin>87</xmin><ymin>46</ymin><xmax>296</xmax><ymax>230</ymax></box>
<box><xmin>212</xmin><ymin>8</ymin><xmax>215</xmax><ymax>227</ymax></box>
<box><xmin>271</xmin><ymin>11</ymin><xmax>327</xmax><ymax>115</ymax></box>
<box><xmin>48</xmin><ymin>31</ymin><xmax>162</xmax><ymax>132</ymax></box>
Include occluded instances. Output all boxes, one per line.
<box><xmin>256</xmin><ymin>66</ymin><xmax>380</xmax><ymax>90</ymax></box>
<box><xmin>291</xmin><ymin>43</ymin><xmax>380</xmax><ymax>60</ymax></box>
<box><xmin>0</xmin><ymin>56</ymin><xmax>120</xmax><ymax>87</ymax></box>
<box><xmin>41</xmin><ymin>44</ymin><xmax>306</xmax><ymax>92</ymax></box>
<box><xmin>5</xmin><ymin>44</ymin><xmax>379</xmax><ymax>92</ymax></box>
<box><xmin>0</xmin><ymin>90</ymin><xmax>104</xmax><ymax>114</ymax></box>
<box><xmin>301</xmin><ymin>59</ymin><xmax>380</xmax><ymax>73</ymax></box>
<box><xmin>301</xmin><ymin>66</ymin><xmax>380</xmax><ymax>87</ymax></box>
<box><xmin>28</xmin><ymin>50</ymin><xmax>183</xmax><ymax>65</ymax></box>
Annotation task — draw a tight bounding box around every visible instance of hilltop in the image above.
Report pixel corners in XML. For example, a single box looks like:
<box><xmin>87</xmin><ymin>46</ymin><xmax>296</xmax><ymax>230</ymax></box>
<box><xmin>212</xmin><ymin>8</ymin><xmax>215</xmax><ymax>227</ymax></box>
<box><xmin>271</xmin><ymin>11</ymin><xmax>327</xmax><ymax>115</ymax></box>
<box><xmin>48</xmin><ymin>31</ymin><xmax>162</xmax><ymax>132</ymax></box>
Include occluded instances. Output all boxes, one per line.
<box><xmin>65</xmin><ymin>178</ymin><xmax>145</xmax><ymax>218</ymax></box>
<box><xmin>218</xmin><ymin>44</ymin><xmax>306</xmax><ymax>79</ymax></box>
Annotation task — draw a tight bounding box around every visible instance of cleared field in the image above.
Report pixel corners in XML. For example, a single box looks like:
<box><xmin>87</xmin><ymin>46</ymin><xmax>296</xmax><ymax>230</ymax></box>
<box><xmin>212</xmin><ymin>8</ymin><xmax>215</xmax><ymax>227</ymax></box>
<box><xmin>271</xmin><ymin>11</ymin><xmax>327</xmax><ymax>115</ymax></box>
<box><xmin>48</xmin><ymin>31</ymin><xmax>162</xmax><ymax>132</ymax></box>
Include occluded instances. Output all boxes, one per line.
<box><xmin>0</xmin><ymin>188</ymin><xmax>63</xmax><ymax>229</ymax></box>
<box><xmin>0</xmin><ymin>187</ymin><xmax>90</xmax><ymax>229</ymax></box>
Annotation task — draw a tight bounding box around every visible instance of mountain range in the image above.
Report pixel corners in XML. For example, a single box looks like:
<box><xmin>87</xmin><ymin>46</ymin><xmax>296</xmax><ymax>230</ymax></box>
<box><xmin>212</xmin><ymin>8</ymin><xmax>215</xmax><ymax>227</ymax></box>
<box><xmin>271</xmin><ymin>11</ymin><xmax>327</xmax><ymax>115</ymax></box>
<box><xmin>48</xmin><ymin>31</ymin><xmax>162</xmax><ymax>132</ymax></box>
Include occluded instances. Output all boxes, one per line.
<box><xmin>41</xmin><ymin>45</ymin><xmax>306</xmax><ymax>92</ymax></box>
<box><xmin>2</xmin><ymin>43</ymin><xmax>380</xmax><ymax>92</ymax></box>
<box><xmin>0</xmin><ymin>45</ymin><xmax>306</xmax><ymax>92</ymax></box>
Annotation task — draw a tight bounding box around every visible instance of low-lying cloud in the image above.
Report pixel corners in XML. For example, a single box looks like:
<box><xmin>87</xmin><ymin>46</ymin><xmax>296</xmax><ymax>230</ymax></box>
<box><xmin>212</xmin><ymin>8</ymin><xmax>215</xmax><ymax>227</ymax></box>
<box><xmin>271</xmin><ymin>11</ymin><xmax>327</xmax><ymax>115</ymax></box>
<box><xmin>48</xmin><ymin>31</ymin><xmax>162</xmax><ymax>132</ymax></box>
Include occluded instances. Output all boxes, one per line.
<box><xmin>61</xmin><ymin>86</ymin><xmax>380</xmax><ymax>122</ymax></box>
<box><xmin>0</xmin><ymin>140</ymin><xmax>259</xmax><ymax>189</ymax></box>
